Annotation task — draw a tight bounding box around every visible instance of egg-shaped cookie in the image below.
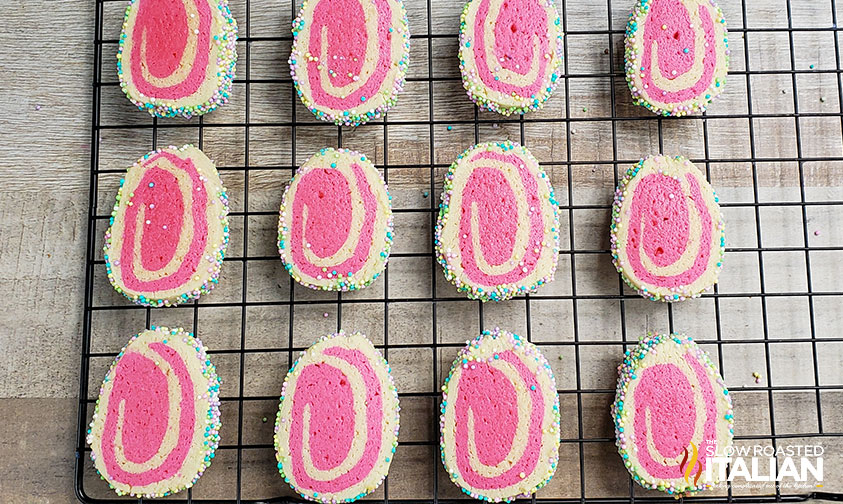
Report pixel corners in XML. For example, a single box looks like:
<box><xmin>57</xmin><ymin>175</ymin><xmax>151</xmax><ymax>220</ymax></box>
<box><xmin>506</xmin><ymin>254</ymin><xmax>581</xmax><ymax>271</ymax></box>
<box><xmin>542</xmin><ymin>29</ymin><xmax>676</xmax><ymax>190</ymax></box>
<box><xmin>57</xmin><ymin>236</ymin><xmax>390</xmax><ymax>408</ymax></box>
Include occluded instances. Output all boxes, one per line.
<box><xmin>612</xmin><ymin>332</ymin><xmax>734</xmax><ymax>496</ymax></box>
<box><xmin>104</xmin><ymin>145</ymin><xmax>230</xmax><ymax>307</ymax></box>
<box><xmin>278</xmin><ymin>148</ymin><xmax>393</xmax><ymax>291</ymax></box>
<box><xmin>274</xmin><ymin>331</ymin><xmax>400</xmax><ymax>503</ymax></box>
<box><xmin>436</xmin><ymin>141</ymin><xmax>560</xmax><ymax>301</ymax></box>
<box><xmin>625</xmin><ymin>0</ymin><xmax>729</xmax><ymax>116</ymax></box>
<box><xmin>87</xmin><ymin>327</ymin><xmax>221</xmax><ymax>498</ymax></box>
<box><xmin>610</xmin><ymin>155</ymin><xmax>724</xmax><ymax>302</ymax></box>
<box><xmin>117</xmin><ymin>0</ymin><xmax>238</xmax><ymax>118</ymax></box>
<box><xmin>440</xmin><ymin>328</ymin><xmax>560</xmax><ymax>502</ymax></box>
<box><xmin>458</xmin><ymin>0</ymin><xmax>563</xmax><ymax>115</ymax></box>
<box><xmin>289</xmin><ymin>0</ymin><xmax>410</xmax><ymax>126</ymax></box>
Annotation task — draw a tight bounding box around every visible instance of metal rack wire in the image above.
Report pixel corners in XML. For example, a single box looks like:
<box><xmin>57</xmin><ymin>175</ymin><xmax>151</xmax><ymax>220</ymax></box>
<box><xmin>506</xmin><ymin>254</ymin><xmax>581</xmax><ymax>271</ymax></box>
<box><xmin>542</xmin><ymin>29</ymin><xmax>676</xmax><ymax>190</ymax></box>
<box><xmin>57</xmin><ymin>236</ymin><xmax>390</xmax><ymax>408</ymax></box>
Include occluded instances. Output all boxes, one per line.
<box><xmin>75</xmin><ymin>0</ymin><xmax>843</xmax><ymax>502</ymax></box>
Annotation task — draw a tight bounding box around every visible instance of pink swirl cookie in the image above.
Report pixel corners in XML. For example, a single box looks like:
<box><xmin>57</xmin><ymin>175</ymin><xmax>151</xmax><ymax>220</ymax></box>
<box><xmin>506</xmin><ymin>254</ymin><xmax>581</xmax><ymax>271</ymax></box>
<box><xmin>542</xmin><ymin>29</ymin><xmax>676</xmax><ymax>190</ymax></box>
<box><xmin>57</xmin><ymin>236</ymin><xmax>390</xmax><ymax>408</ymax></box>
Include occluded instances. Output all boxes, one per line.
<box><xmin>612</xmin><ymin>332</ymin><xmax>734</xmax><ymax>497</ymax></box>
<box><xmin>87</xmin><ymin>326</ymin><xmax>221</xmax><ymax>498</ymax></box>
<box><xmin>289</xmin><ymin>0</ymin><xmax>410</xmax><ymax>126</ymax></box>
<box><xmin>611</xmin><ymin>155</ymin><xmax>724</xmax><ymax>302</ymax></box>
<box><xmin>440</xmin><ymin>328</ymin><xmax>560</xmax><ymax>502</ymax></box>
<box><xmin>274</xmin><ymin>331</ymin><xmax>400</xmax><ymax>503</ymax></box>
<box><xmin>458</xmin><ymin>0</ymin><xmax>563</xmax><ymax>115</ymax></box>
<box><xmin>278</xmin><ymin>148</ymin><xmax>393</xmax><ymax>291</ymax></box>
<box><xmin>436</xmin><ymin>142</ymin><xmax>560</xmax><ymax>301</ymax></box>
<box><xmin>104</xmin><ymin>145</ymin><xmax>230</xmax><ymax>307</ymax></box>
<box><xmin>117</xmin><ymin>0</ymin><xmax>238</xmax><ymax>118</ymax></box>
<box><xmin>625</xmin><ymin>0</ymin><xmax>729</xmax><ymax>116</ymax></box>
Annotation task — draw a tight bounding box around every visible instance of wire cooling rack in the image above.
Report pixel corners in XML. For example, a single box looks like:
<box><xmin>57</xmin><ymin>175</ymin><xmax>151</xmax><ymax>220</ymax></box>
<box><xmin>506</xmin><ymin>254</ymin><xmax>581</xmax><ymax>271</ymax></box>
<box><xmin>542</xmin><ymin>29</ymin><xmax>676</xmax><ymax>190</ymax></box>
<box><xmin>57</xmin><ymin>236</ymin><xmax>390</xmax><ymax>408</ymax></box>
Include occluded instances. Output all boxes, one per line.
<box><xmin>76</xmin><ymin>0</ymin><xmax>843</xmax><ymax>502</ymax></box>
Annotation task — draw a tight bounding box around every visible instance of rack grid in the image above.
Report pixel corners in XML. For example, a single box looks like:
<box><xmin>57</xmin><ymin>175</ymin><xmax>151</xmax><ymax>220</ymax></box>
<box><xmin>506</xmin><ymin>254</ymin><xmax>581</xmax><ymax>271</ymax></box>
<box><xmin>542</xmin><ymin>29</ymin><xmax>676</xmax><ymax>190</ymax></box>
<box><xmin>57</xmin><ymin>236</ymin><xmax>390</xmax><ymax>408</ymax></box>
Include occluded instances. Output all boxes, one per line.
<box><xmin>76</xmin><ymin>0</ymin><xmax>843</xmax><ymax>502</ymax></box>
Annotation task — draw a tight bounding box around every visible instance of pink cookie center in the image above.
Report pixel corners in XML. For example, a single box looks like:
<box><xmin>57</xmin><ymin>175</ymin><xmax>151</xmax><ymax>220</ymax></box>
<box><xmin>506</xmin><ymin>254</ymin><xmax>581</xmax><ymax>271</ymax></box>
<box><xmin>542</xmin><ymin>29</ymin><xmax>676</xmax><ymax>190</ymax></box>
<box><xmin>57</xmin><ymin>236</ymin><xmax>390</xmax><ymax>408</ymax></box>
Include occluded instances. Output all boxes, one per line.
<box><xmin>289</xmin><ymin>164</ymin><xmax>378</xmax><ymax>278</ymax></box>
<box><xmin>472</xmin><ymin>0</ymin><xmax>549</xmax><ymax>97</ymax></box>
<box><xmin>120</xmin><ymin>152</ymin><xmax>209</xmax><ymax>294</ymax></box>
<box><xmin>458</xmin><ymin>151</ymin><xmax>545</xmax><ymax>286</ymax></box>
<box><xmin>625</xmin><ymin>172</ymin><xmax>713</xmax><ymax>287</ymax></box>
<box><xmin>131</xmin><ymin>0</ymin><xmax>213</xmax><ymax>100</ymax></box>
<box><xmin>101</xmin><ymin>342</ymin><xmax>196</xmax><ymax>486</ymax></box>
<box><xmin>632</xmin><ymin>352</ymin><xmax>717</xmax><ymax>479</ymax></box>
<box><xmin>454</xmin><ymin>350</ymin><xmax>544</xmax><ymax>489</ymax></box>
<box><xmin>640</xmin><ymin>0</ymin><xmax>718</xmax><ymax>102</ymax></box>
<box><xmin>307</xmin><ymin>0</ymin><xmax>393</xmax><ymax>109</ymax></box>
<box><xmin>287</xmin><ymin>347</ymin><xmax>385</xmax><ymax>493</ymax></box>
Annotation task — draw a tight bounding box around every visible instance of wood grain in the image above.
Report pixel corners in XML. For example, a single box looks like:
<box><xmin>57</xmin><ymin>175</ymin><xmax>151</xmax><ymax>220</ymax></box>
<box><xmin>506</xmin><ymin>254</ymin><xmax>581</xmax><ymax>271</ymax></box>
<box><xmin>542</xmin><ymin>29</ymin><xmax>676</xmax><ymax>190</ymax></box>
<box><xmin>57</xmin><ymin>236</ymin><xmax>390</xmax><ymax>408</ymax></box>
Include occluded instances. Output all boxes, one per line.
<box><xmin>1</xmin><ymin>0</ymin><xmax>842</xmax><ymax>502</ymax></box>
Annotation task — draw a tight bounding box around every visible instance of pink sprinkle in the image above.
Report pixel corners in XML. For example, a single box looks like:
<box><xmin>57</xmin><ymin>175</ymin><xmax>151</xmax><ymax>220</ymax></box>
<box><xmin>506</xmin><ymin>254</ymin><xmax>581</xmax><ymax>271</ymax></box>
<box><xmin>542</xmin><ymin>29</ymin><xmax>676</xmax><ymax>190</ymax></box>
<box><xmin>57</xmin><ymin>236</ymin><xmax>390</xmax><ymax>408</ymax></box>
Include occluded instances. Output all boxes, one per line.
<box><xmin>814</xmin><ymin>230</ymin><xmax>821</xmax><ymax>236</ymax></box>
<box><xmin>34</xmin><ymin>104</ymin><xmax>41</xmax><ymax>111</ymax></box>
<box><xmin>323</xmin><ymin>312</ymin><xmax>329</xmax><ymax>318</ymax></box>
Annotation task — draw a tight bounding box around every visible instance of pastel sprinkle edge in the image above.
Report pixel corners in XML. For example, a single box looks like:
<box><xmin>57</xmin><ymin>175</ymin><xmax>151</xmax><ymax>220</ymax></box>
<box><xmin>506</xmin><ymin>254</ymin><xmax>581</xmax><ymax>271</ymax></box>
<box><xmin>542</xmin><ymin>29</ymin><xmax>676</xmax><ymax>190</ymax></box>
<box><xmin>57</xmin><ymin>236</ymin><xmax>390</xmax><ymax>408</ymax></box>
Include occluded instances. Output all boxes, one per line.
<box><xmin>609</xmin><ymin>154</ymin><xmax>726</xmax><ymax>303</ymax></box>
<box><xmin>434</xmin><ymin>141</ymin><xmax>561</xmax><ymax>302</ymax></box>
<box><xmin>273</xmin><ymin>330</ymin><xmax>401</xmax><ymax>503</ymax></box>
<box><xmin>277</xmin><ymin>147</ymin><xmax>394</xmax><ymax>292</ymax></box>
<box><xmin>288</xmin><ymin>0</ymin><xmax>410</xmax><ymax>127</ymax></box>
<box><xmin>457</xmin><ymin>0</ymin><xmax>564</xmax><ymax>116</ymax></box>
<box><xmin>86</xmin><ymin>326</ymin><xmax>222</xmax><ymax>498</ymax></box>
<box><xmin>116</xmin><ymin>0</ymin><xmax>238</xmax><ymax>119</ymax></box>
<box><xmin>439</xmin><ymin>327</ymin><xmax>561</xmax><ymax>502</ymax></box>
<box><xmin>611</xmin><ymin>331</ymin><xmax>735</xmax><ymax>497</ymax></box>
<box><xmin>103</xmin><ymin>144</ymin><xmax>231</xmax><ymax>308</ymax></box>
<box><xmin>624</xmin><ymin>0</ymin><xmax>729</xmax><ymax>117</ymax></box>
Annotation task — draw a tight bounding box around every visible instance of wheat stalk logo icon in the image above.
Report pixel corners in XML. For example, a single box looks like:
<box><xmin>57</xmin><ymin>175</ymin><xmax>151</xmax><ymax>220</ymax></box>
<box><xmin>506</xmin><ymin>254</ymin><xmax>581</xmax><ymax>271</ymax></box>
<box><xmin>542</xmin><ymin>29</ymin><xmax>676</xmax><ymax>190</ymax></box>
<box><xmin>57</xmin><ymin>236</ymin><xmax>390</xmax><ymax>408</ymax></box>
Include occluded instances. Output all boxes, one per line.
<box><xmin>679</xmin><ymin>441</ymin><xmax>704</xmax><ymax>485</ymax></box>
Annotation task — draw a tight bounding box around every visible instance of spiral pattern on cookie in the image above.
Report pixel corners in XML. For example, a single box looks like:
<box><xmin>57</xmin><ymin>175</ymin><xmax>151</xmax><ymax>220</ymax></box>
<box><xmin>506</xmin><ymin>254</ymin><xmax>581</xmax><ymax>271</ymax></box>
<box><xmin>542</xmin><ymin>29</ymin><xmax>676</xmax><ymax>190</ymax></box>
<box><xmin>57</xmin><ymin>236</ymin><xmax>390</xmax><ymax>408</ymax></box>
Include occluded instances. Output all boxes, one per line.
<box><xmin>440</xmin><ymin>328</ymin><xmax>560</xmax><ymax>502</ymax></box>
<box><xmin>458</xmin><ymin>0</ymin><xmax>563</xmax><ymax>115</ymax></box>
<box><xmin>436</xmin><ymin>142</ymin><xmax>559</xmax><ymax>301</ymax></box>
<box><xmin>279</xmin><ymin>148</ymin><xmax>393</xmax><ymax>291</ymax></box>
<box><xmin>104</xmin><ymin>145</ymin><xmax>230</xmax><ymax>307</ymax></box>
<box><xmin>87</xmin><ymin>327</ymin><xmax>221</xmax><ymax>498</ymax></box>
<box><xmin>118</xmin><ymin>0</ymin><xmax>238</xmax><ymax>118</ymax></box>
<box><xmin>275</xmin><ymin>331</ymin><xmax>400</xmax><ymax>503</ymax></box>
<box><xmin>289</xmin><ymin>0</ymin><xmax>410</xmax><ymax>126</ymax></box>
<box><xmin>625</xmin><ymin>0</ymin><xmax>729</xmax><ymax>116</ymax></box>
<box><xmin>612</xmin><ymin>332</ymin><xmax>734</xmax><ymax>497</ymax></box>
<box><xmin>611</xmin><ymin>155</ymin><xmax>724</xmax><ymax>302</ymax></box>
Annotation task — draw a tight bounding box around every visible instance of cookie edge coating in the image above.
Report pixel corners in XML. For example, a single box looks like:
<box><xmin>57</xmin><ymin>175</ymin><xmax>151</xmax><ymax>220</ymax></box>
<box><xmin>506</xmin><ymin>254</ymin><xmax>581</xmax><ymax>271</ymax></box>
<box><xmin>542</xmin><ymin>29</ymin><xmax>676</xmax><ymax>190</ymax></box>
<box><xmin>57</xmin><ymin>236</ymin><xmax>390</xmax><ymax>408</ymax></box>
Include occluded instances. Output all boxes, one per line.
<box><xmin>117</xmin><ymin>0</ymin><xmax>239</xmax><ymax>118</ymax></box>
<box><xmin>277</xmin><ymin>148</ymin><xmax>394</xmax><ymax>292</ymax></box>
<box><xmin>288</xmin><ymin>0</ymin><xmax>411</xmax><ymax>127</ymax></box>
<box><xmin>624</xmin><ymin>0</ymin><xmax>729</xmax><ymax>117</ymax></box>
<box><xmin>273</xmin><ymin>330</ymin><xmax>401</xmax><ymax>503</ymax></box>
<box><xmin>435</xmin><ymin>141</ymin><xmax>561</xmax><ymax>302</ymax></box>
<box><xmin>610</xmin><ymin>155</ymin><xmax>725</xmax><ymax>302</ymax></box>
<box><xmin>103</xmin><ymin>144</ymin><xmax>231</xmax><ymax>308</ymax></box>
<box><xmin>611</xmin><ymin>332</ymin><xmax>735</xmax><ymax>497</ymax></box>
<box><xmin>439</xmin><ymin>327</ymin><xmax>561</xmax><ymax>502</ymax></box>
<box><xmin>86</xmin><ymin>326</ymin><xmax>222</xmax><ymax>498</ymax></box>
<box><xmin>458</xmin><ymin>0</ymin><xmax>564</xmax><ymax>116</ymax></box>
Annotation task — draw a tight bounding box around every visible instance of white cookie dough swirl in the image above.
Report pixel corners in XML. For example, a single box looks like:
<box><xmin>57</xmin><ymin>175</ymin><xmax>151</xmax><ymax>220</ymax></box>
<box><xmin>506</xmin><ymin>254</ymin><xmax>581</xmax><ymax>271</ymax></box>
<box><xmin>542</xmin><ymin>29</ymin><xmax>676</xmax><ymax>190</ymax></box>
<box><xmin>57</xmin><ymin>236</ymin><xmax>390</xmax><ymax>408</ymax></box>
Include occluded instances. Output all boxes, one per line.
<box><xmin>440</xmin><ymin>328</ymin><xmax>560</xmax><ymax>502</ymax></box>
<box><xmin>625</xmin><ymin>0</ymin><xmax>729</xmax><ymax>116</ymax></box>
<box><xmin>436</xmin><ymin>141</ymin><xmax>560</xmax><ymax>301</ymax></box>
<box><xmin>458</xmin><ymin>0</ymin><xmax>563</xmax><ymax>115</ymax></box>
<box><xmin>610</xmin><ymin>155</ymin><xmax>725</xmax><ymax>302</ymax></box>
<box><xmin>289</xmin><ymin>0</ymin><xmax>410</xmax><ymax>126</ymax></box>
<box><xmin>612</xmin><ymin>332</ymin><xmax>734</xmax><ymax>497</ymax></box>
<box><xmin>278</xmin><ymin>148</ymin><xmax>393</xmax><ymax>291</ymax></box>
<box><xmin>274</xmin><ymin>331</ymin><xmax>400</xmax><ymax>503</ymax></box>
<box><xmin>86</xmin><ymin>327</ymin><xmax>221</xmax><ymax>498</ymax></box>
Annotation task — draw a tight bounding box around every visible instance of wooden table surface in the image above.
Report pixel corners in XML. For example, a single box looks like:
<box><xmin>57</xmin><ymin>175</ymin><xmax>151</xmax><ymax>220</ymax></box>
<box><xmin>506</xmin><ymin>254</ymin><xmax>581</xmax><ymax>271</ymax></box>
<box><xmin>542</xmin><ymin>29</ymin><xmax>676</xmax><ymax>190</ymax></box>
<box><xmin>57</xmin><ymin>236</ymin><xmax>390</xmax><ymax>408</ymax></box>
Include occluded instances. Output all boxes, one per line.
<box><xmin>1</xmin><ymin>0</ymin><xmax>841</xmax><ymax>502</ymax></box>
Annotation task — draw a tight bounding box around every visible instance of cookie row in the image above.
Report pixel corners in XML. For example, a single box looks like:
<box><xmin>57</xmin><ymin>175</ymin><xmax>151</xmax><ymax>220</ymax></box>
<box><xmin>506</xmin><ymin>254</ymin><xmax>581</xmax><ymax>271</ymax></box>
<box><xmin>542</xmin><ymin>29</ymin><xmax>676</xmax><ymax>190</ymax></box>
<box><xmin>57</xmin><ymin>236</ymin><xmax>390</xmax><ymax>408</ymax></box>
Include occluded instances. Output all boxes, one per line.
<box><xmin>116</xmin><ymin>0</ymin><xmax>728</xmax><ymax>121</ymax></box>
<box><xmin>104</xmin><ymin>145</ymin><xmax>723</xmax><ymax>306</ymax></box>
<box><xmin>88</xmin><ymin>327</ymin><xmax>732</xmax><ymax>501</ymax></box>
